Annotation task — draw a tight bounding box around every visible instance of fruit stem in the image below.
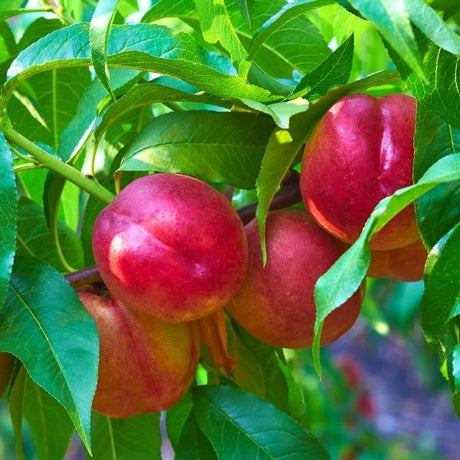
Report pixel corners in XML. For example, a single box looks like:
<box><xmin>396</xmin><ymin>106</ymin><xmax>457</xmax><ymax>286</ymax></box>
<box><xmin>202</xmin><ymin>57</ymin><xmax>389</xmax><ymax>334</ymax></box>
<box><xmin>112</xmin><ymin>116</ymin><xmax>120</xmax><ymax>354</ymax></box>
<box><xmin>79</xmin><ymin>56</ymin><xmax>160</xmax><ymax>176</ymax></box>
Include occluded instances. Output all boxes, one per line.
<box><xmin>2</xmin><ymin>124</ymin><xmax>115</xmax><ymax>205</ymax></box>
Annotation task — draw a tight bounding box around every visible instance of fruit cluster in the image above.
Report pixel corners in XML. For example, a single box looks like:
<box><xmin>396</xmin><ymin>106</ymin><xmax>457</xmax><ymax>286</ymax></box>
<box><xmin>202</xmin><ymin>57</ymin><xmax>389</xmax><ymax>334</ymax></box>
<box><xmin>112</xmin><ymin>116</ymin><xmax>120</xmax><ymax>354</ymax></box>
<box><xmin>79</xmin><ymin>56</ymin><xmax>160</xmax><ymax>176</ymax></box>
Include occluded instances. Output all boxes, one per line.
<box><xmin>81</xmin><ymin>93</ymin><xmax>426</xmax><ymax>418</ymax></box>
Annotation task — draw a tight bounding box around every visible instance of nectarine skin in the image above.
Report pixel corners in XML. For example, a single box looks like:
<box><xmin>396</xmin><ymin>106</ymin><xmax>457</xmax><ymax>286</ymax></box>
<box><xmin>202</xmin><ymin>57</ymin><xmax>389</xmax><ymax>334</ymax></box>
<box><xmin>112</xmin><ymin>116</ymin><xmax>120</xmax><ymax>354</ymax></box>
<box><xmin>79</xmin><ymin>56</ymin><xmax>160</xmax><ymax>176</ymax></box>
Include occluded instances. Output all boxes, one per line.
<box><xmin>368</xmin><ymin>239</ymin><xmax>427</xmax><ymax>281</ymax></box>
<box><xmin>300</xmin><ymin>93</ymin><xmax>418</xmax><ymax>250</ymax></box>
<box><xmin>78</xmin><ymin>290</ymin><xmax>200</xmax><ymax>418</ymax></box>
<box><xmin>93</xmin><ymin>174</ymin><xmax>248</xmax><ymax>323</ymax></box>
<box><xmin>227</xmin><ymin>210</ymin><xmax>362</xmax><ymax>349</ymax></box>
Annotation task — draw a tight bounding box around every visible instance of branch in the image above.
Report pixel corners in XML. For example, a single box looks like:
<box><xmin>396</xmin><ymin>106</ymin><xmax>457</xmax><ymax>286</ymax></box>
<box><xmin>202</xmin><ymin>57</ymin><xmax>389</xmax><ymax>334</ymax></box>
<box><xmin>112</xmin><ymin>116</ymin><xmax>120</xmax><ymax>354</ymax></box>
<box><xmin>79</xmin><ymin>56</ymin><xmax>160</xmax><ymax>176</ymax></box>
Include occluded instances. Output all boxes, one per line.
<box><xmin>65</xmin><ymin>173</ymin><xmax>302</xmax><ymax>287</ymax></box>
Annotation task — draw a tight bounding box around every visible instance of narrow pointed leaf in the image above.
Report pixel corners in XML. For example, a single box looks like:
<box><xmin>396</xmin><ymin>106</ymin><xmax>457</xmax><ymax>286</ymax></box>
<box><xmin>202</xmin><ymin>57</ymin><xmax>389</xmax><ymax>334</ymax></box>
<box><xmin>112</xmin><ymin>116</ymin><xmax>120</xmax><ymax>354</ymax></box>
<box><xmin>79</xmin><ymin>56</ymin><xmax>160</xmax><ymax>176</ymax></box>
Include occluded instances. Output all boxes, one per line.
<box><xmin>405</xmin><ymin>0</ymin><xmax>460</xmax><ymax>56</ymax></box>
<box><xmin>4</xmin><ymin>23</ymin><xmax>274</xmax><ymax>108</ymax></box>
<box><xmin>90</xmin><ymin>0</ymin><xmax>120</xmax><ymax>96</ymax></box>
<box><xmin>294</xmin><ymin>35</ymin><xmax>354</xmax><ymax>100</ymax></box>
<box><xmin>0</xmin><ymin>257</ymin><xmax>99</xmax><ymax>452</ymax></box>
<box><xmin>413</xmin><ymin>105</ymin><xmax>460</xmax><ymax>248</ymax></box>
<box><xmin>346</xmin><ymin>0</ymin><xmax>426</xmax><ymax>80</ymax></box>
<box><xmin>313</xmin><ymin>154</ymin><xmax>460</xmax><ymax>371</ymax></box>
<box><xmin>0</xmin><ymin>132</ymin><xmax>17</xmax><ymax>310</ymax></box>
<box><xmin>195</xmin><ymin>0</ymin><xmax>248</xmax><ymax>69</ymax></box>
<box><xmin>193</xmin><ymin>385</ymin><xmax>330</xmax><ymax>459</ymax></box>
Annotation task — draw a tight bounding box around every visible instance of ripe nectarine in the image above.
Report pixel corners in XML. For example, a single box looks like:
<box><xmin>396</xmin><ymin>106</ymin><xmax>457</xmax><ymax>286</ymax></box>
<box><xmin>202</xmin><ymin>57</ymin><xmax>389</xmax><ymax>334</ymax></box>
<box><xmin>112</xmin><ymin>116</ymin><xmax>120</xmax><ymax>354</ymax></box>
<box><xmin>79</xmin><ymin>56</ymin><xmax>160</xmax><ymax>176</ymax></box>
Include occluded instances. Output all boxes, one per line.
<box><xmin>300</xmin><ymin>93</ymin><xmax>417</xmax><ymax>250</ymax></box>
<box><xmin>227</xmin><ymin>210</ymin><xmax>362</xmax><ymax>348</ymax></box>
<box><xmin>92</xmin><ymin>173</ymin><xmax>248</xmax><ymax>323</ymax></box>
<box><xmin>78</xmin><ymin>290</ymin><xmax>200</xmax><ymax>418</ymax></box>
<box><xmin>368</xmin><ymin>239</ymin><xmax>427</xmax><ymax>281</ymax></box>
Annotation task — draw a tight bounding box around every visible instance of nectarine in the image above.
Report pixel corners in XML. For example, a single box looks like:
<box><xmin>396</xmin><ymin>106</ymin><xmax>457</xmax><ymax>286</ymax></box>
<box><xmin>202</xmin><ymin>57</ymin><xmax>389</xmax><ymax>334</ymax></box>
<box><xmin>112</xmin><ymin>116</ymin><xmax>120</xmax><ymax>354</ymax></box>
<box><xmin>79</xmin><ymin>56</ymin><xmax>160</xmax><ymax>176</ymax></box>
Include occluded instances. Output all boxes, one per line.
<box><xmin>92</xmin><ymin>173</ymin><xmax>248</xmax><ymax>323</ymax></box>
<box><xmin>368</xmin><ymin>239</ymin><xmax>427</xmax><ymax>281</ymax></box>
<box><xmin>227</xmin><ymin>210</ymin><xmax>362</xmax><ymax>348</ymax></box>
<box><xmin>78</xmin><ymin>290</ymin><xmax>200</xmax><ymax>418</ymax></box>
<box><xmin>300</xmin><ymin>93</ymin><xmax>417</xmax><ymax>250</ymax></box>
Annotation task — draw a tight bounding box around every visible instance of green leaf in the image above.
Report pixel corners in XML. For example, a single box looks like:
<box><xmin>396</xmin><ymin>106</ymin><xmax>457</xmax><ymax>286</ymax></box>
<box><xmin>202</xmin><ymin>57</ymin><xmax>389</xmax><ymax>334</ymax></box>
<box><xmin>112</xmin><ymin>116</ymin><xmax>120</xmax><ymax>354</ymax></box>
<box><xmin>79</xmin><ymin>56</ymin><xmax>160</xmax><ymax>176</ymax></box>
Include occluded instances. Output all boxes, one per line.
<box><xmin>242</xmin><ymin>98</ymin><xmax>310</xmax><ymax>129</ymax></box>
<box><xmin>0</xmin><ymin>257</ymin><xmax>99</xmax><ymax>452</ymax></box>
<box><xmin>167</xmin><ymin>394</ymin><xmax>194</xmax><ymax>450</ymax></box>
<box><xmin>229</xmin><ymin>324</ymin><xmax>308</xmax><ymax>426</ymax></box>
<box><xmin>248</xmin><ymin>0</ymin><xmax>335</xmax><ymax>60</ymax></box>
<box><xmin>175</xmin><ymin>412</ymin><xmax>218</xmax><ymax>460</ymax></box>
<box><xmin>9</xmin><ymin>366</ymin><xmax>27</xmax><ymax>460</ymax></box>
<box><xmin>294</xmin><ymin>34</ymin><xmax>354</xmax><ymax>99</ymax></box>
<box><xmin>346</xmin><ymin>0</ymin><xmax>426</xmax><ymax>80</ymax></box>
<box><xmin>94</xmin><ymin>82</ymin><xmax>231</xmax><ymax>146</ymax></box>
<box><xmin>90</xmin><ymin>412</ymin><xmax>161</xmax><ymax>459</ymax></box>
<box><xmin>120</xmin><ymin>111</ymin><xmax>275</xmax><ymax>189</ymax></box>
<box><xmin>90</xmin><ymin>0</ymin><xmax>120</xmax><ymax>97</ymax></box>
<box><xmin>421</xmin><ymin>222</ymin><xmax>460</xmax><ymax>345</ymax></box>
<box><xmin>7</xmin><ymin>68</ymin><xmax>92</xmax><ymax>151</ymax></box>
<box><xmin>142</xmin><ymin>0</ymin><xmax>196</xmax><ymax>22</ymax></box>
<box><xmin>313</xmin><ymin>153</ymin><xmax>460</xmax><ymax>373</ymax></box>
<box><xmin>414</xmin><ymin>104</ymin><xmax>460</xmax><ymax>248</ymax></box>
<box><xmin>23</xmin><ymin>374</ymin><xmax>74</xmax><ymax>460</ymax></box>
<box><xmin>4</xmin><ymin>23</ymin><xmax>274</xmax><ymax>106</ymax></box>
<box><xmin>43</xmin><ymin>172</ymin><xmax>82</xmax><ymax>273</ymax></box>
<box><xmin>193</xmin><ymin>385</ymin><xmax>330</xmax><ymax>459</ymax></box>
<box><xmin>405</xmin><ymin>0</ymin><xmax>460</xmax><ymax>56</ymax></box>
<box><xmin>16</xmin><ymin>196</ymin><xmax>84</xmax><ymax>273</ymax></box>
<box><xmin>227</xmin><ymin>324</ymin><xmax>266</xmax><ymax>399</ymax></box>
<box><xmin>17</xmin><ymin>18</ymin><xmax>62</xmax><ymax>53</ymax></box>
<box><xmin>236</xmin><ymin>0</ymin><xmax>253</xmax><ymax>31</ymax></box>
<box><xmin>389</xmin><ymin>33</ymin><xmax>460</xmax><ymax>128</ymax></box>
<box><xmin>248</xmin><ymin>16</ymin><xmax>331</xmax><ymax>80</ymax></box>
<box><xmin>59</xmin><ymin>68</ymin><xmax>141</xmax><ymax>161</ymax></box>
<box><xmin>195</xmin><ymin>0</ymin><xmax>248</xmax><ymax>72</ymax></box>
<box><xmin>0</xmin><ymin>132</ymin><xmax>17</xmax><ymax>310</ymax></box>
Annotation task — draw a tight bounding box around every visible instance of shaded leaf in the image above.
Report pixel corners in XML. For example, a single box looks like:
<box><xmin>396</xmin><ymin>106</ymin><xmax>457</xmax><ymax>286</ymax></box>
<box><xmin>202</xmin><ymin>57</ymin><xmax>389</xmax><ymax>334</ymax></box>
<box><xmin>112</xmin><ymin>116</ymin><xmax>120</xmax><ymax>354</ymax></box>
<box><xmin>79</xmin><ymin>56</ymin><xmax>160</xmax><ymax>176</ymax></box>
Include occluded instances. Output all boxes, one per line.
<box><xmin>90</xmin><ymin>412</ymin><xmax>161</xmax><ymax>459</ymax></box>
<box><xmin>414</xmin><ymin>104</ymin><xmax>460</xmax><ymax>248</ymax></box>
<box><xmin>294</xmin><ymin>34</ymin><xmax>354</xmax><ymax>100</ymax></box>
<box><xmin>23</xmin><ymin>374</ymin><xmax>74</xmax><ymax>460</ymax></box>
<box><xmin>16</xmin><ymin>196</ymin><xmax>84</xmax><ymax>272</ymax></box>
<box><xmin>167</xmin><ymin>394</ymin><xmax>194</xmax><ymax>450</ymax></box>
<box><xmin>175</xmin><ymin>412</ymin><xmax>218</xmax><ymax>460</ymax></box>
<box><xmin>94</xmin><ymin>82</ymin><xmax>231</xmax><ymax>145</ymax></box>
<box><xmin>421</xmin><ymin>222</ymin><xmax>460</xmax><ymax>345</ymax></box>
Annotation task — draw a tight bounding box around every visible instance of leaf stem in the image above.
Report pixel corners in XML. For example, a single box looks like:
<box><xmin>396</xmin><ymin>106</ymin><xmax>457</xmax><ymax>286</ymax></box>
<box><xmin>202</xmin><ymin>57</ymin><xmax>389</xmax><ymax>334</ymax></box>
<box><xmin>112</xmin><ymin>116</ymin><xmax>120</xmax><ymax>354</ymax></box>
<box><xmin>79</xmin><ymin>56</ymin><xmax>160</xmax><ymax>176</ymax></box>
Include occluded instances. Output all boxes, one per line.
<box><xmin>2</xmin><ymin>124</ymin><xmax>115</xmax><ymax>205</ymax></box>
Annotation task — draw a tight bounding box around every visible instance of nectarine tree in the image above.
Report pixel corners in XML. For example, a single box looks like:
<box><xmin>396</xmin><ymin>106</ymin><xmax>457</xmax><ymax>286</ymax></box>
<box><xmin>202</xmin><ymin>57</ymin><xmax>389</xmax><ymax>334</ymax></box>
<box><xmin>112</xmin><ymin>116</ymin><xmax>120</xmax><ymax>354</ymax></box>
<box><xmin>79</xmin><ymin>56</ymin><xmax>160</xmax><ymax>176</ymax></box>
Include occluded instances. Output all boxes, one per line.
<box><xmin>0</xmin><ymin>0</ymin><xmax>459</xmax><ymax>458</ymax></box>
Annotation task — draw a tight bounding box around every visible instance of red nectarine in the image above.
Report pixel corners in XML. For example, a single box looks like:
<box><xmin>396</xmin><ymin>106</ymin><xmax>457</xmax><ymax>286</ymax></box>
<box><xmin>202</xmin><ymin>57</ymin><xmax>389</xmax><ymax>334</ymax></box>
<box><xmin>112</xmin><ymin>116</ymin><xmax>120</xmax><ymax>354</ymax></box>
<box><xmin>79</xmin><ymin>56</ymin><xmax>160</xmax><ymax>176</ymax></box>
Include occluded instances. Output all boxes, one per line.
<box><xmin>92</xmin><ymin>173</ymin><xmax>248</xmax><ymax>323</ymax></box>
<box><xmin>300</xmin><ymin>93</ymin><xmax>417</xmax><ymax>250</ymax></box>
<box><xmin>227</xmin><ymin>210</ymin><xmax>363</xmax><ymax>348</ymax></box>
<box><xmin>78</xmin><ymin>290</ymin><xmax>200</xmax><ymax>418</ymax></box>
